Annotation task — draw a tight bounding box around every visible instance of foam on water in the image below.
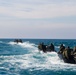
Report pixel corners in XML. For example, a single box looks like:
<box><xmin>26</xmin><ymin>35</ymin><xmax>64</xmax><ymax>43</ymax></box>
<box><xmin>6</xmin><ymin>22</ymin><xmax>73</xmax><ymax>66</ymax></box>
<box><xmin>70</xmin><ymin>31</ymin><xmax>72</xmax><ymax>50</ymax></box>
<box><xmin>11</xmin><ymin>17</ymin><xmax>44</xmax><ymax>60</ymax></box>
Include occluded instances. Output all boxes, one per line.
<box><xmin>0</xmin><ymin>53</ymin><xmax>76</xmax><ymax>72</ymax></box>
<box><xmin>0</xmin><ymin>41</ymin><xmax>3</xmax><ymax>43</ymax></box>
<box><xmin>0</xmin><ymin>41</ymin><xmax>76</xmax><ymax>75</ymax></box>
<box><xmin>9</xmin><ymin>41</ymin><xmax>37</xmax><ymax>50</ymax></box>
<box><xmin>55</xmin><ymin>46</ymin><xmax>60</xmax><ymax>48</ymax></box>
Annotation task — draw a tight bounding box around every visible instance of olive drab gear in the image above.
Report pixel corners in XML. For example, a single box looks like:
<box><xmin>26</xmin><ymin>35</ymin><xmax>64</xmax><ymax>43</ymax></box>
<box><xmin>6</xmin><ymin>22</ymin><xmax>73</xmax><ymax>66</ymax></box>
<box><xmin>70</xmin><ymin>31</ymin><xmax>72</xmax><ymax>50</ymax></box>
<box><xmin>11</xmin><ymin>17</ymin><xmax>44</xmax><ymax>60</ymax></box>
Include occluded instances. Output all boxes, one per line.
<box><xmin>59</xmin><ymin>44</ymin><xmax>65</xmax><ymax>54</ymax></box>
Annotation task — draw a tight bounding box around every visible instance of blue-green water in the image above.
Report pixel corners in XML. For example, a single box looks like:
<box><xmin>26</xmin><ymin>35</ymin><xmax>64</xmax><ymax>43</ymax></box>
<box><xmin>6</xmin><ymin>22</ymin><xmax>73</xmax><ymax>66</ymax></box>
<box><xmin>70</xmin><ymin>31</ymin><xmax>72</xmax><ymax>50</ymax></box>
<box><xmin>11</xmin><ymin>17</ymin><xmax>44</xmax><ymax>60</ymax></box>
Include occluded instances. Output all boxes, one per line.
<box><xmin>0</xmin><ymin>39</ymin><xmax>76</xmax><ymax>75</ymax></box>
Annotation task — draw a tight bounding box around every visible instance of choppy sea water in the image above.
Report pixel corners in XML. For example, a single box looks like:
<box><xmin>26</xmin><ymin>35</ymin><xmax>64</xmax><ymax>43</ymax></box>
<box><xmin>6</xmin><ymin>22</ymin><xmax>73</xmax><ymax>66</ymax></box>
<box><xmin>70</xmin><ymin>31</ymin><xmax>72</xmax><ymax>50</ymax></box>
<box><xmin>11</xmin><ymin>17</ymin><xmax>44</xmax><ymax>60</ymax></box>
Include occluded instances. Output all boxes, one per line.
<box><xmin>0</xmin><ymin>39</ymin><xmax>76</xmax><ymax>75</ymax></box>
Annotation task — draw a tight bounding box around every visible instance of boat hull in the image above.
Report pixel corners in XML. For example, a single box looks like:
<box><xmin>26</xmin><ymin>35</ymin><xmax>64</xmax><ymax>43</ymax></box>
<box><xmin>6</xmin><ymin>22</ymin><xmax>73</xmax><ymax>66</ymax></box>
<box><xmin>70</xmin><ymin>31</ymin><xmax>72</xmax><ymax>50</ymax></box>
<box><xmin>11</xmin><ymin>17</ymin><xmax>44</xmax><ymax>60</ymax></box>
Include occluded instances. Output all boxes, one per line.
<box><xmin>58</xmin><ymin>53</ymin><xmax>76</xmax><ymax>64</ymax></box>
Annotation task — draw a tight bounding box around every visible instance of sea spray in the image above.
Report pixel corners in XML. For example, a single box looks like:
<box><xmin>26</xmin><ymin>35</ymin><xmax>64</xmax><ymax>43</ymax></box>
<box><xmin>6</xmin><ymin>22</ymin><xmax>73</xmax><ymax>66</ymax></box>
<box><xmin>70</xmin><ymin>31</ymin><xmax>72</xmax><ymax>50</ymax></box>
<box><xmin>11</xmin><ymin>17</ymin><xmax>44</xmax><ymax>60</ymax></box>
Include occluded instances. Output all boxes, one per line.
<box><xmin>0</xmin><ymin>39</ymin><xmax>76</xmax><ymax>75</ymax></box>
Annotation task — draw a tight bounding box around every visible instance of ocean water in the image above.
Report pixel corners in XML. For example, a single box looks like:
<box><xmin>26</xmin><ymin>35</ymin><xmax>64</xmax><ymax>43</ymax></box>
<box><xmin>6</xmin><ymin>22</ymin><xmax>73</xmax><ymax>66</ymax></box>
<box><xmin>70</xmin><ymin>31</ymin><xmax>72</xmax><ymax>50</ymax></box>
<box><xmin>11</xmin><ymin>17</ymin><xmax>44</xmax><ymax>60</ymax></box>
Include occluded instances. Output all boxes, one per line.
<box><xmin>0</xmin><ymin>39</ymin><xmax>76</xmax><ymax>75</ymax></box>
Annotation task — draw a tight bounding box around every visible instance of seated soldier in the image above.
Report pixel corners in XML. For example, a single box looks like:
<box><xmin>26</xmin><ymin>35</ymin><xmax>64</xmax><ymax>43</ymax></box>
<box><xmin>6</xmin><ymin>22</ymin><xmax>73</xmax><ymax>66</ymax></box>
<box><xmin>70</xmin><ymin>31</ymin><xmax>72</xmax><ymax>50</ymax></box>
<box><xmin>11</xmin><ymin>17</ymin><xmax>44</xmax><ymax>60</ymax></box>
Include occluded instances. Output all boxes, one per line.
<box><xmin>38</xmin><ymin>43</ymin><xmax>43</xmax><ymax>50</ymax></box>
<box><xmin>63</xmin><ymin>46</ymin><xmax>73</xmax><ymax>60</ymax></box>
<box><xmin>19</xmin><ymin>39</ymin><xmax>23</xmax><ymax>43</ymax></box>
<box><xmin>73</xmin><ymin>46</ymin><xmax>76</xmax><ymax>61</ymax></box>
<box><xmin>14</xmin><ymin>39</ymin><xmax>18</xmax><ymax>43</ymax></box>
<box><xmin>38</xmin><ymin>42</ymin><xmax>46</xmax><ymax>52</ymax></box>
<box><xmin>49</xmin><ymin>43</ymin><xmax>55</xmax><ymax>51</ymax></box>
<box><xmin>62</xmin><ymin>47</ymin><xmax>68</xmax><ymax>59</ymax></box>
<box><xmin>46</xmin><ymin>43</ymin><xmax>54</xmax><ymax>52</ymax></box>
<box><xmin>73</xmin><ymin>46</ymin><xmax>76</xmax><ymax>53</ymax></box>
<box><xmin>62</xmin><ymin>46</ymin><xmax>75</xmax><ymax>63</ymax></box>
<box><xmin>41</xmin><ymin>42</ymin><xmax>46</xmax><ymax>53</ymax></box>
<box><xmin>58</xmin><ymin>44</ymin><xmax>65</xmax><ymax>54</ymax></box>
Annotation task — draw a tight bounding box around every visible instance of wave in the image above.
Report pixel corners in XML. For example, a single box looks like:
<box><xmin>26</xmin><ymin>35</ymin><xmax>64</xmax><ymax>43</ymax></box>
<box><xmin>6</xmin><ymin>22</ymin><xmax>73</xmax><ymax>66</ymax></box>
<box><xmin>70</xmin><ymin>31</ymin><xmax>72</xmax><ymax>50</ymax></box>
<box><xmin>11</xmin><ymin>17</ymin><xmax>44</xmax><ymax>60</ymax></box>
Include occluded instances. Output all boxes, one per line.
<box><xmin>0</xmin><ymin>41</ymin><xmax>3</xmax><ymax>43</ymax></box>
<box><xmin>0</xmin><ymin>41</ymin><xmax>76</xmax><ymax>74</ymax></box>
<box><xmin>8</xmin><ymin>41</ymin><xmax>38</xmax><ymax>54</ymax></box>
<box><xmin>55</xmin><ymin>44</ymin><xmax>65</xmax><ymax>49</ymax></box>
<box><xmin>0</xmin><ymin>41</ymin><xmax>6</xmax><ymax>44</ymax></box>
<box><xmin>9</xmin><ymin>41</ymin><xmax>37</xmax><ymax>49</ymax></box>
<box><xmin>0</xmin><ymin>52</ymin><xmax>76</xmax><ymax>72</ymax></box>
<box><xmin>55</xmin><ymin>46</ymin><xmax>60</xmax><ymax>48</ymax></box>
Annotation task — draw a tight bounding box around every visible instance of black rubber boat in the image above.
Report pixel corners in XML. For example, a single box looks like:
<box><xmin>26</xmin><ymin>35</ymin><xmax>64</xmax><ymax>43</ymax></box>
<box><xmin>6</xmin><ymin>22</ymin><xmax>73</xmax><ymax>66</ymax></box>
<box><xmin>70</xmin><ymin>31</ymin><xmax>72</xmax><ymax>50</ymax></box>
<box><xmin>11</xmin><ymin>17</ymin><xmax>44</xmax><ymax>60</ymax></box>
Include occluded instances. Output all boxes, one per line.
<box><xmin>14</xmin><ymin>39</ymin><xmax>23</xmax><ymax>43</ymax></box>
<box><xmin>58</xmin><ymin>53</ymin><xmax>76</xmax><ymax>64</ymax></box>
